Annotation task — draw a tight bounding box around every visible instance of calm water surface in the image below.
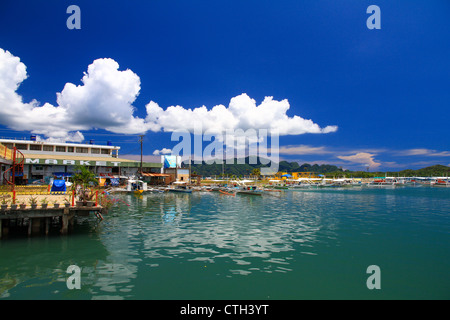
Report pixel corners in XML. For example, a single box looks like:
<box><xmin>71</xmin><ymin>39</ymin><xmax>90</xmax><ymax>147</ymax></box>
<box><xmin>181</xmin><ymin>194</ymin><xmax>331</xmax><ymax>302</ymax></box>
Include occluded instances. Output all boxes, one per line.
<box><xmin>1</xmin><ymin>187</ymin><xmax>449</xmax><ymax>299</ymax></box>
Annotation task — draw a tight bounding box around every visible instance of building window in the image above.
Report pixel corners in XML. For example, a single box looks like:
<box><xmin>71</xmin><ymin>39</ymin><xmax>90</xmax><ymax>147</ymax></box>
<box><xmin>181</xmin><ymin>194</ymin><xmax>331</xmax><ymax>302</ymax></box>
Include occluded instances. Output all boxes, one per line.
<box><xmin>3</xmin><ymin>143</ymin><xmax>13</xmax><ymax>149</ymax></box>
<box><xmin>67</xmin><ymin>147</ymin><xmax>74</xmax><ymax>152</ymax></box>
<box><xmin>30</xmin><ymin>144</ymin><xmax>42</xmax><ymax>151</ymax></box>
<box><xmin>91</xmin><ymin>148</ymin><xmax>100</xmax><ymax>154</ymax></box>
<box><xmin>101</xmin><ymin>149</ymin><xmax>110</xmax><ymax>155</ymax></box>
<box><xmin>76</xmin><ymin>147</ymin><xmax>88</xmax><ymax>153</ymax></box>
<box><xmin>55</xmin><ymin>146</ymin><xmax>66</xmax><ymax>152</ymax></box>
<box><xmin>43</xmin><ymin>145</ymin><xmax>54</xmax><ymax>152</ymax></box>
<box><xmin>15</xmin><ymin>144</ymin><xmax>28</xmax><ymax>150</ymax></box>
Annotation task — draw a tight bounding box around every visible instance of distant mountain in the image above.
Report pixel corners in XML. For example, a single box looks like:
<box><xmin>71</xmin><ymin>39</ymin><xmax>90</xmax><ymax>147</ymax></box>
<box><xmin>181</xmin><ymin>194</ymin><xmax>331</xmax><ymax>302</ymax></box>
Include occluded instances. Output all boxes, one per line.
<box><xmin>184</xmin><ymin>158</ymin><xmax>450</xmax><ymax>178</ymax></box>
<box><xmin>325</xmin><ymin>164</ymin><xmax>450</xmax><ymax>178</ymax></box>
<box><xmin>397</xmin><ymin>164</ymin><xmax>450</xmax><ymax>177</ymax></box>
<box><xmin>184</xmin><ymin>157</ymin><xmax>342</xmax><ymax>176</ymax></box>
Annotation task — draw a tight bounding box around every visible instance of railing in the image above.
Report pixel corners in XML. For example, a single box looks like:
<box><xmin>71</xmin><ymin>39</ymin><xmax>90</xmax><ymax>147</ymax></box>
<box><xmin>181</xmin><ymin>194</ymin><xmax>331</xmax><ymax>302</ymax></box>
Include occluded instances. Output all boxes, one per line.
<box><xmin>2</xmin><ymin>147</ymin><xmax>25</xmax><ymax>185</ymax></box>
<box><xmin>0</xmin><ymin>185</ymin><xmax>49</xmax><ymax>195</ymax></box>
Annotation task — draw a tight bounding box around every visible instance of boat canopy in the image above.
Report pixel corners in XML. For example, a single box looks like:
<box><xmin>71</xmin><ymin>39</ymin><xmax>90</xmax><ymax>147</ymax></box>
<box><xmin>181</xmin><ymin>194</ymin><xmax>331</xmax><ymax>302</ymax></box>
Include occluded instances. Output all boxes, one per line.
<box><xmin>231</xmin><ymin>179</ymin><xmax>254</xmax><ymax>184</ymax></box>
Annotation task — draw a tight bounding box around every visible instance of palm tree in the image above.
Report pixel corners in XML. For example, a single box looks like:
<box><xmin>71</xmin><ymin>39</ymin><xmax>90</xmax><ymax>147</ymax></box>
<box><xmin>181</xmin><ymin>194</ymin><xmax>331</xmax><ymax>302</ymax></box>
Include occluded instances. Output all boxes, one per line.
<box><xmin>71</xmin><ymin>165</ymin><xmax>98</xmax><ymax>202</ymax></box>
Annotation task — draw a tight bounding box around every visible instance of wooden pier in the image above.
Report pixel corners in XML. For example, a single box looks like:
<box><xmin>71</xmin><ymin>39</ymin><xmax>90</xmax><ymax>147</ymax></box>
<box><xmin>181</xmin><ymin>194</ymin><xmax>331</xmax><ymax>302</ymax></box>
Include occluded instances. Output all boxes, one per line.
<box><xmin>0</xmin><ymin>205</ymin><xmax>104</xmax><ymax>238</ymax></box>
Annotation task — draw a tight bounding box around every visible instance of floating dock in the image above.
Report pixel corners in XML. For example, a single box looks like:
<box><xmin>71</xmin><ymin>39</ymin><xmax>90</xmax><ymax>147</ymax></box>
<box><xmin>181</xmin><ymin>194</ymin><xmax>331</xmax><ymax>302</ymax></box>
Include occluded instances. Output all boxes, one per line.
<box><xmin>0</xmin><ymin>205</ymin><xmax>104</xmax><ymax>238</ymax></box>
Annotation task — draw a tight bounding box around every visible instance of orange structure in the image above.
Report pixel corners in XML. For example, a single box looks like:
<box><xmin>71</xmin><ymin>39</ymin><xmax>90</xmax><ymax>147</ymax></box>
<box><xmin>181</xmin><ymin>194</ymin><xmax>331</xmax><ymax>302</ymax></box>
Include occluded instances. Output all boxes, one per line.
<box><xmin>1</xmin><ymin>144</ymin><xmax>25</xmax><ymax>186</ymax></box>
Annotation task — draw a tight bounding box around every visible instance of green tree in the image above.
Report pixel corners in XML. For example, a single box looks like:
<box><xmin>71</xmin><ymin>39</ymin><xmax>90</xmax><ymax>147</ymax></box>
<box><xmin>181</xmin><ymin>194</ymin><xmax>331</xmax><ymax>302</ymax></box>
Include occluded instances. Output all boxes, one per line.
<box><xmin>71</xmin><ymin>165</ymin><xmax>98</xmax><ymax>202</ymax></box>
<box><xmin>252</xmin><ymin>168</ymin><xmax>261</xmax><ymax>179</ymax></box>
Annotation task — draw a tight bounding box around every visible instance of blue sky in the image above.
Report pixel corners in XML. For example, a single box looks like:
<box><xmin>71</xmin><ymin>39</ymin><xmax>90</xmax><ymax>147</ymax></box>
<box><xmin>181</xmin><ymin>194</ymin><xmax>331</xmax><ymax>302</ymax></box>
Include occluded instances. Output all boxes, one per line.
<box><xmin>0</xmin><ymin>0</ymin><xmax>449</xmax><ymax>171</ymax></box>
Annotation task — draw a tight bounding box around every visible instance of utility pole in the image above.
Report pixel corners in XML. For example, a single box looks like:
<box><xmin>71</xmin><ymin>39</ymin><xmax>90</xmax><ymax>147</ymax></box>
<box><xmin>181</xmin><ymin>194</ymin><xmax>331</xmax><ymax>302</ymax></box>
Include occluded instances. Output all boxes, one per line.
<box><xmin>222</xmin><ymin>148</ymin><xmax>225</xmax><ymax>178</ymax></box>
<box><xmin>138</xmin><ymin>135</ymin><xmax>144</xmax><ymax>175</ymax></box>
<box><xmin>189</xmin><ymin>155</ymin><xmax>191</xmax><ymax>185</ymax></box>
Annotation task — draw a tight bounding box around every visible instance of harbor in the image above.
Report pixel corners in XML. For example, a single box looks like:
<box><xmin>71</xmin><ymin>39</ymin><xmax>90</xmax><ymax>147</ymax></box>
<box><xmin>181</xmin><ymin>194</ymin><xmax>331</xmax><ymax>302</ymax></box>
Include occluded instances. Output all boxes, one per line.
<box><xmin>105</xmin><ymin>175</ymin><xmax>450</xmax><ymax>196</ymax></box>
<box><xmin>0</xmin><ymin>139</ymin><xmax>449</xmax><ymax>299</ymax></box>
<box><xmin>1</xmin><ymin>0</ymin><xmax>449</xmax><ymax>303</ymax></box>
<box><xmin>1</xmin><ymin>134</ymin><xmax>448</xmax><ymax>240</ymax></box>
<box><xmin>0</xmin><ymin>185</ymin><xmax>449</xmax><ymax>299</ymax></box>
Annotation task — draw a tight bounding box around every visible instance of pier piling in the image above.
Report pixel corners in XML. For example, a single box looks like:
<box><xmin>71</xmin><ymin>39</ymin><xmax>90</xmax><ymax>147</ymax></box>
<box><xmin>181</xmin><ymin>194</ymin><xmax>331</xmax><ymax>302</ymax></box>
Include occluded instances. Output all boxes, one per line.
<box><xmin>0</xmin><ymin>205</ymin><xmax>103</xmax><ymax>238</ymax></box>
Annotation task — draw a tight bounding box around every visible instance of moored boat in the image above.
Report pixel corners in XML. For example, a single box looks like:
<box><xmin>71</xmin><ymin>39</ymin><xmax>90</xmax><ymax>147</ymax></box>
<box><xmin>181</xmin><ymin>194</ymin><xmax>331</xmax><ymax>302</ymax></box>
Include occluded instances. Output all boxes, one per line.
<box><xmin>236</xmin><ymin>185</ymin><xmax>263</xmax><ymax>196</ymax></box>
<box><xmin>365</xmin><ymin>178</ymin><xmax>399</xmax><ymax>188</ymax></box>
<box><xmin>167</xmin><ymin>187</ymin><xmax>192</xmax><ymax>193</ymax></box>
<box><xmin>219</xmin><ymin>189</ymin><xmax>236</xmax><ymax>196</ymax></box>
<box><xmin>127</xmin><ymin>178</ymin><xmax>148</xmax><ymax>193</ymax></box>
<box><xmin>431</xmin><ymin>179</ymin><xmax>450</xmax><ymax>187</ymax></box>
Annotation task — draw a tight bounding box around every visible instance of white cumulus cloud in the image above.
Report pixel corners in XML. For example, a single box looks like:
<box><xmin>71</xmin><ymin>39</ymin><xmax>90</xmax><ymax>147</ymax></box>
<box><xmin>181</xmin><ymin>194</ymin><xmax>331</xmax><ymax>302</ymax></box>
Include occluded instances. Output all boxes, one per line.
<box><xmin>0</xmin><ymin>48</ymin><xmax>337</xmax><ymax>141</ymax></box>
<box><xmin>153</xmin><ymin>148</ymin><xmax>172</xmax><ymax>155</ymax></box>
<box><xmin>0</xmin><ymin>48</ymin><xmax>146</xmax><ymax>140</ymax></box>
<box><xmin>145</xmin><ymin>93</ymin><xmax>337</xmax><ymax>135</ymax></box>
<box><xmin>337</xmin><ymin>152</ymin><xmax>381</xmax><ymax>169</ymax></box>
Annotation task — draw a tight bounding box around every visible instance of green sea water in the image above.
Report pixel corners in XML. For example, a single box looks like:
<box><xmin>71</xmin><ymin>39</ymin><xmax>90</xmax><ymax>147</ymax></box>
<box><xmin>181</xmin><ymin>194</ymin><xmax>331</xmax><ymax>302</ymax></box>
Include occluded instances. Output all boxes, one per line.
<box><xmin>0</xmin><ymin>187</ymin><xmax>449</xmax><ymax>300</ymax></box>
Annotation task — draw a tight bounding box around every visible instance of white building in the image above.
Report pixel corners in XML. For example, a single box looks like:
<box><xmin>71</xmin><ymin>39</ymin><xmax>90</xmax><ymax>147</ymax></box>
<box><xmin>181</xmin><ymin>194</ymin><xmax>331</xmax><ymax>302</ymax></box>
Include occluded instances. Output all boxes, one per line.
<box><xmin>0</xmin><ymin>138</ymin><xmax>162</xmax><ymax>185</ymax></box>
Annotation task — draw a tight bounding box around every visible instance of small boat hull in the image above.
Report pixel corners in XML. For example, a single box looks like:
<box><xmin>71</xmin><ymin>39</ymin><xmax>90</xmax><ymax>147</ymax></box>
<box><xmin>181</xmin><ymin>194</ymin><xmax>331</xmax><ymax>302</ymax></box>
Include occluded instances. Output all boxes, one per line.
<box><xmin>236</xmin><ymin>191</ymin><xmax>262</xmax><ymax>196</ymax></box>
<box><xmin>167</xmin><ymin>188</ymin><xmax>192</xmax><ymax>193</ymax></box>
<box><xmin>219</xmin><ymin>190</ymin><xmax>235</xmax><ymax>196</ymax></box>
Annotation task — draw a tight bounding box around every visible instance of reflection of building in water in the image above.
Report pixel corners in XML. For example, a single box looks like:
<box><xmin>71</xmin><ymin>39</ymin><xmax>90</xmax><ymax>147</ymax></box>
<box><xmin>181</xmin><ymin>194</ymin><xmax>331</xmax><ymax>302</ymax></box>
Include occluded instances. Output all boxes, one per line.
<box><xmin>160</xmin><ymin>193</ymin><xmax>192</xmax><ymax>224</ymax></box>
<box><xmin>89</xmin><ymin>193</ymin><xmax>194</xmax><ymax>298</ymax></box>
<box><xmin>140</xmin><ymin>193</ymin><xmax>337</xmax><ymax>276</ymax></box>
<box><xmin>162</xmin><ymin>207</ymin><xmax>177</xmax><ymax>223</ymax></box>
<box><xmin>92</xmin><ymin>197</ymin><xmax>145</xmax><ymax>298</ymax></box>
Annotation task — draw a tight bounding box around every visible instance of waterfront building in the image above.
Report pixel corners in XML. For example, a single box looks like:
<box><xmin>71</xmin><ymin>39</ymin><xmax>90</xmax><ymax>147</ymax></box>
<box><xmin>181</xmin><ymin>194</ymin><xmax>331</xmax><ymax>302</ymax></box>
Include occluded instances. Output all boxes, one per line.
<box><xmin>158</xmin><ymin>155</ymin><xmax>190</xmax><ymax>184</ymax></box>
<box><xmin>0</xmin><ymin>137</ymin><xmax>162</xmax><ymax>185</ymax></box>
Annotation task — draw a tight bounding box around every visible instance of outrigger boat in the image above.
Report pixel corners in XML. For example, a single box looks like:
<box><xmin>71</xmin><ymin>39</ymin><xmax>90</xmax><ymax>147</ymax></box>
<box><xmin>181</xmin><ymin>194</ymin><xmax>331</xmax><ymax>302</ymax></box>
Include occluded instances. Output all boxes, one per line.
<box><xmin>228</xmin><ymin>179</ymin><xmax>263</xmax><ymax>196</ymax></box>
<box><xmin>127</xmin><ymin>178</ymin><xmax>148</xmax><ymax>194</ymax></box>
<box><xmin>167</xmin><ymin>187</ymin><xmax>192</xmax><ymax>193</ymax></box>
<box><xmin>287</xmin><ymin>178</ymin><xmax>321</xmax><ymax>189</ymax></box>
<box><xmin>236</xmin><ymin>185</ymin><xmax>263</xmax><ymax>196</ymax></box>
<box><xmin>219</xmin><ymin>189</ymin><xmax>236</xmax><ymax>196</ymax></box>
<box><xmin>166</xmin><ymin>181</ymin><xmax>192</xmax><ymax>193</ymax></box>
<box><xmin>365</xmin><ymin>177</ymin><xmax>399</xmax><ymax>188</ymax></box>
<box><xmin>431</xmin><ymin>179</ymin><xmax>450</xmax><ymax>187</ymax></box>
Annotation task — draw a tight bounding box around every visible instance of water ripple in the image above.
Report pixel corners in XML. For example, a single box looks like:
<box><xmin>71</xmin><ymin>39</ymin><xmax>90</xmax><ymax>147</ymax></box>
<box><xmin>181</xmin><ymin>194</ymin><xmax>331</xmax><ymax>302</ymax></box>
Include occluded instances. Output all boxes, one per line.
<box><xmin>1</xmin><ymin>187</ymin><xmax>449</xmax><ymax>299</ymax></box>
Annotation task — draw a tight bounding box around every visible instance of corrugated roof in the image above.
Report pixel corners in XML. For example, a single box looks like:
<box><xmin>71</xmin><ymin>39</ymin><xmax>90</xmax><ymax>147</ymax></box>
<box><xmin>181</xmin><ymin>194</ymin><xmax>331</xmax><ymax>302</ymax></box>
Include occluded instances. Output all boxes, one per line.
<box><xmin>23</xmin><ymin>153</ymin><xmax>135</xmax><ymax>162</ymax></box>
<box><xmin>142</xmin><ymin>173</ymin><xmax>170</xmax><ymax>177</ymax></box>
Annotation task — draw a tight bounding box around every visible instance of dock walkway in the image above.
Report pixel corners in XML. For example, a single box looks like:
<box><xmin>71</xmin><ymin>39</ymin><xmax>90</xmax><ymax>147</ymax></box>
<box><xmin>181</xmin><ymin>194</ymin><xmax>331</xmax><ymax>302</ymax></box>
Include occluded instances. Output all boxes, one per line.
<box><xmin>0</xmin><ymin>205</ymin><xmax>103</xmax><ymax>238</ymax></box>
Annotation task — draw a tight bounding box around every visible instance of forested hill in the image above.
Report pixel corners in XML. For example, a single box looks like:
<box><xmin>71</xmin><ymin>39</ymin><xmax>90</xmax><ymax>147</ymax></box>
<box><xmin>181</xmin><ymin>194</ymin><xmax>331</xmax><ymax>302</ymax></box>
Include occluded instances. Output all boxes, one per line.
<box><xmin>395</xmin><ymin>165</ymin><xmax>450</xmax><ymax>177</ymax></box>
<box><xmin>332</xmin><ymin>164</ymin><xmax>450</xmax><ymax>178</ymax></box>
<box><xmin>185</xmin><ymin>158</ymin><xmax>450</xmax><ymax>178</ymax></box>
<box><xmin>186</xmin><ymin>157</ymin><xmax>342</xmax><ymax>177</ymax></box>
